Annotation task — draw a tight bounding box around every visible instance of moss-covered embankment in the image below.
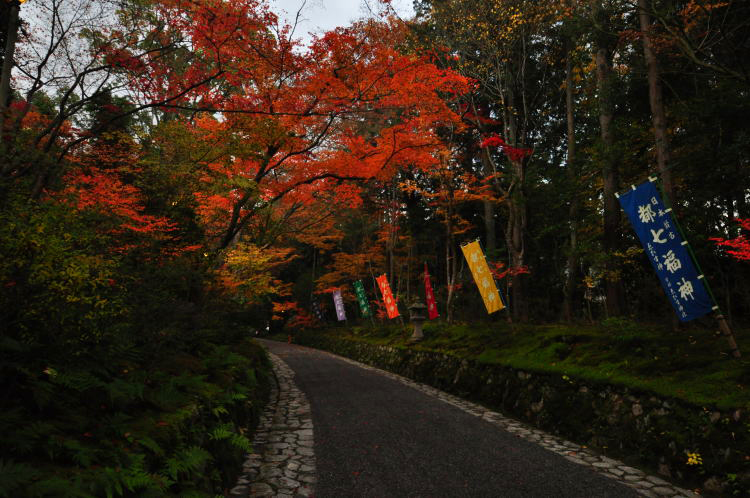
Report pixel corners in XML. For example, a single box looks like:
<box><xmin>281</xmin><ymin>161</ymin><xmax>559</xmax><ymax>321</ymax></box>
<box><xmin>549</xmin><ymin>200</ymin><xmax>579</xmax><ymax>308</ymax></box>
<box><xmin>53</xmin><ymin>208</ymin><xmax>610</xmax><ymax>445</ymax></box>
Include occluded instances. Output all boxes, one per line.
<box><xmin>290</xmin><ymin>329</ymin><xmax>750</xmax><ymax>495</ymax></box>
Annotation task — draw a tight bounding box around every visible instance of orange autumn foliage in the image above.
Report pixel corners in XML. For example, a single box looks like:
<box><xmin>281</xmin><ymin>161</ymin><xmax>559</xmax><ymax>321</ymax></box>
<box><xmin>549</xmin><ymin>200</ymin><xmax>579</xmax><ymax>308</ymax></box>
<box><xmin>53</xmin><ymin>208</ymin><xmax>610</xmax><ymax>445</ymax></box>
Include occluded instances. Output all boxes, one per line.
<box><xmin>108</xmin><ymin>2</ymin><xmax>469</xmax><ymax>248</ymax></box>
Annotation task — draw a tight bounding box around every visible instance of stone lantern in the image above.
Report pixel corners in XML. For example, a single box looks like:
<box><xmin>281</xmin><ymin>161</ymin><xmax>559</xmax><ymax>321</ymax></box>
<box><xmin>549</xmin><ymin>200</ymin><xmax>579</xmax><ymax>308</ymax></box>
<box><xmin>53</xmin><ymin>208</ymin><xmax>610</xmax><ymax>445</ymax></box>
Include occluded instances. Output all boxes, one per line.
<box><xmin>408</xmin><ymin>300</ymin><xmax>427</xmax><ymax>343</ymax></box>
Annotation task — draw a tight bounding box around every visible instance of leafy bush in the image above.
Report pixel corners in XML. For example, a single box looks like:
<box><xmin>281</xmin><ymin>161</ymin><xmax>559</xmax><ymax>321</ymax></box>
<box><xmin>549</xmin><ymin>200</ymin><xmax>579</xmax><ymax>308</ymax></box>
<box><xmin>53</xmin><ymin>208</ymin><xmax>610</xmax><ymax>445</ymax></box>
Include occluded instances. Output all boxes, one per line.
<box><xmin>0</xmin><ymin>190</ymin><xmax>271</xmax><ymax>497</ymax></box>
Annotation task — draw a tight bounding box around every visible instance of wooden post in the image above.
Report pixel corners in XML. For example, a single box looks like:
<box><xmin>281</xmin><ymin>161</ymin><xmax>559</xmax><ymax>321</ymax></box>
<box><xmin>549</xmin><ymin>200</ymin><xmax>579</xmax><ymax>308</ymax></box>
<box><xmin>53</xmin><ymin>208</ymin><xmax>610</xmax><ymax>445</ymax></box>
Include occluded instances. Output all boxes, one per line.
<box><xmin>716</xmin><ymin>313</ymin><xmax>741</xmax><ymax>358</ymax></box>
<box><xmin>367</xmin><ymin>259</ymin><xmax>382</xmax><ymax>322</ymax></box>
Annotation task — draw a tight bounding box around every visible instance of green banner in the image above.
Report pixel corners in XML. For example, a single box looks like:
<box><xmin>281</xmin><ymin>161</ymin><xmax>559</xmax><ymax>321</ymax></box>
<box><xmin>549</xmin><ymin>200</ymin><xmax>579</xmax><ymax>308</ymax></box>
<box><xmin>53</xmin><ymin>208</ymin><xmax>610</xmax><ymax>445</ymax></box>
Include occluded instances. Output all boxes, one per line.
<box><xmin>353</xmin><ymin>280</ymin><xmax>371</xmax><ymax>318</ymax></box>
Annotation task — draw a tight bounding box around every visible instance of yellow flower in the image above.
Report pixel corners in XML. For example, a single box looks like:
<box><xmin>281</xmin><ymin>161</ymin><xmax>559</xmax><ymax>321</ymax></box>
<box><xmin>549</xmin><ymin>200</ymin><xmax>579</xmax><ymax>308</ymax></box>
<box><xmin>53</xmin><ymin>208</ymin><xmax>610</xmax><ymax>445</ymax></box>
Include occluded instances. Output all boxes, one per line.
<box><xmin>686</xmin><ymin>452</ymin><xmax>703</xmax><ymax>466</ymax></box>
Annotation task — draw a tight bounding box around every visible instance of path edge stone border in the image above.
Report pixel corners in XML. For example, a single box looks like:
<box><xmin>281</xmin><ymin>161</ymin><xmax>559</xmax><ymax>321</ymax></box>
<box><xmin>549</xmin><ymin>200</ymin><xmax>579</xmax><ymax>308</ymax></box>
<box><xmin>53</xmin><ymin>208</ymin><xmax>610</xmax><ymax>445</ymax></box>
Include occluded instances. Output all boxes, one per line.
<box><xmin>230</xmin><ymin>352</ymin><xmax>316</xmax><ymax>498</ymax></box>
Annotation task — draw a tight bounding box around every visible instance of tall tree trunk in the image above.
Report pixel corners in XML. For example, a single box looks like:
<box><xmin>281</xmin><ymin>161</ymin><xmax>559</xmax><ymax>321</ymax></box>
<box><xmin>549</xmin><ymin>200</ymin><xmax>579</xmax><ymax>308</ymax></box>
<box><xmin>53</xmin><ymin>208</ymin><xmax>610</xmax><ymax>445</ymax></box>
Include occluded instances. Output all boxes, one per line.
<box><xmin>562</xmin><ymin>39</ymin><xmax>580</xmax><ymax>322</ymax></box>
<box><xmin>471</xmin><ymin>102</ymin><xmax>498</xmax><ymax>257</ymax></box>
<box><xmin>406</xmin><ymin>244</ymin><xmax>411</xmax><ymax>303</ymax></box>
<box><xmin>503</xmin><ymin>76</ymin><xmax>529</xmax><ymax>322</ymax></box>
<box><xmin>592</xmin><ymin>0</ymin><xmax>624</xmax><ymax>316</ymax></box>
<box><xmin>0</xmin><ymin>2</ymin><xmax>20</xmax><ymax>149</ymax></box>
<box><xmin>505</xmin><ymin>167</ymin><xmax>528</xmax><ymax>322</ymax></box>
<box><xmin>388</xmin><ymin>183</ymin><xmax>396</xmax><ymax>290</ymax></box>
<box><xmin>483</xmin><ymin>199</ymin><xmax>496</xmax><ymax>256</ymax></box>
<box><xmin>640</xmin><ymin>0</ymin><xmax>684</xmax><ymax>331</ymax></box>
<box><xmin>638</xmin><ymin>0</ymin><xmax>674</xmax><ymax>203</ymax></box>
<box><xmin>444</xmin><ymin>184</ymin><xmax>458</xmax><ymax>323</ymax></box>
<box><xmin>479</xmin><ymin>149</ymin><xmax>497</xmax><ymax>256</ymax></box>
<box><xmin>0</xmin><ymin>3</ymin><xmax>19</xmax><ymax>111</ymax></box>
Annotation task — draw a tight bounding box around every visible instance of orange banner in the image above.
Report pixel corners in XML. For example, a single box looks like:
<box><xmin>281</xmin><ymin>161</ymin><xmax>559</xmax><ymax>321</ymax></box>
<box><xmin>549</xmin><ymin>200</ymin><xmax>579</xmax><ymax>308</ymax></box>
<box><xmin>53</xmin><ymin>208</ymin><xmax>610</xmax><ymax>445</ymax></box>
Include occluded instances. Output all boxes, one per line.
<box><xmin>376</xmin><ymin>274</ymin><xmax>400</xmax><ymax>319</ymax></box>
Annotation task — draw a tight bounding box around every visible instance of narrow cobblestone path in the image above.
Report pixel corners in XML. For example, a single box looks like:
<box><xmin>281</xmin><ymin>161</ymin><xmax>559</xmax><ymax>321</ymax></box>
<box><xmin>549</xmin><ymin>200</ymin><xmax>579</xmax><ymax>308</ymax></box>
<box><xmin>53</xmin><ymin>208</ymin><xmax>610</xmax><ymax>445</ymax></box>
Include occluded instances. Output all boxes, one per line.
<box><xmin>231</xmin><ymin>353</ymin><xmax>317</xmax><ymax>497</ymax></box>
<box><xmin>240</xmin><ymin>340</ymin><xmax>699</xmax><ymax>498</ymax></box>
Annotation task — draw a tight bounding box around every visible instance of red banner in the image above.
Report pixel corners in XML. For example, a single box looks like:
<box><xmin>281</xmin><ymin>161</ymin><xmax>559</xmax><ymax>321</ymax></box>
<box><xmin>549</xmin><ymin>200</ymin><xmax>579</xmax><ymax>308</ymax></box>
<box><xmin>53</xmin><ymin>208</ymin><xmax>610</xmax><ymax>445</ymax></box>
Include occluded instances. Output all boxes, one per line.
<box><xmin>376</xmin><ymin>274</ymin><xmax>400</xmax><ymax>319</ymax></box>
<box><xmin>424</xmin><ymin>263</ymin><xmax>439</xmax><ymax>320</ymax></box>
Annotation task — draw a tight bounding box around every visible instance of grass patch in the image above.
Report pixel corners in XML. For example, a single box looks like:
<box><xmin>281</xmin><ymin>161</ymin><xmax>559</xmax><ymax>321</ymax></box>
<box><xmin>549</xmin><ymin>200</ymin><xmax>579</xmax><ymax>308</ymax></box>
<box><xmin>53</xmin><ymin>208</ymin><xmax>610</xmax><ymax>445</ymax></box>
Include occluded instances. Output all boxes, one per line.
<box><xmin>300</xmin><ymin>318</ymin><xmax>750</xmax><ymax>410</ymax></box>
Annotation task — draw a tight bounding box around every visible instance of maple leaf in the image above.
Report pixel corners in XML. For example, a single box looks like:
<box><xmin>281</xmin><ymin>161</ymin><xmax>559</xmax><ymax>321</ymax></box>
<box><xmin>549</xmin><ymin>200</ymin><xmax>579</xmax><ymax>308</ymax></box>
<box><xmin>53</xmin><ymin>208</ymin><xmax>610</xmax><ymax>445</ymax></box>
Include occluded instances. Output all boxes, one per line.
<box><xmin>712</xmin><ymin>219</ymin><xmax>750</xmax><ymax>261</ymax></box>
<box><xmin>479</xmin><ymin>133</ymin><xmax>532</xmax><ymax>162</ymax></box>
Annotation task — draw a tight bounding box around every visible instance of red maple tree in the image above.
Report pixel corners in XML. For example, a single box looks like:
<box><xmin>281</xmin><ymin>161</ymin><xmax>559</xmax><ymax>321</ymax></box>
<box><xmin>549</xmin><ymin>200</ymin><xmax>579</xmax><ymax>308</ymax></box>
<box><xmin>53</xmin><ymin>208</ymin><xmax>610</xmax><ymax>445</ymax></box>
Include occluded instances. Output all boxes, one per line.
<box><xmin>106</xmin><ymin>2</ymin><xmax>469</xmax><ymax>249</ymax></box>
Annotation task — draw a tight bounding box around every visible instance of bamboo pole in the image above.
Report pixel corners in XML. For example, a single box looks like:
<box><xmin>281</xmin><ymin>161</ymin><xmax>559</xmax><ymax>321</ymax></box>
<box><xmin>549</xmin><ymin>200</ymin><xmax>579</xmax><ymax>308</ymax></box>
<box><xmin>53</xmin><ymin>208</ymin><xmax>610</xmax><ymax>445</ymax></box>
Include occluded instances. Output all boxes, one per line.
<box><xmin>653</xmin><ymin>177</ymin><xmax>741</xmax><ymax>358</ymax></box>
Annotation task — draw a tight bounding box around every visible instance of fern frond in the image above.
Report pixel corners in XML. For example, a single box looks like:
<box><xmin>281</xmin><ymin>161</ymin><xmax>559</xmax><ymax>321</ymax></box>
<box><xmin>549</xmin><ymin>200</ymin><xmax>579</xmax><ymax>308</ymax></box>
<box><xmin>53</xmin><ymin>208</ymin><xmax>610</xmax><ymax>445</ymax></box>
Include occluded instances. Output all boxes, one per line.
<box><xmin>52</xmin><ymin>370</ymin><xmax>105</xmax><ymax>392</ymax></box>
<box><xmin>229</xmin><ymin>433</ymin><xmax>251</xmax><ymax>452</ymax></box>
<box><xmin>135</xmin><ymin>435</ymin><xmax>164</xmax><ymax>456</ymax></box>
<box><xmin>211</xmin><ymin>406</ymin><xmax>228</xmax><ymax>418</ymax></box>
<box><xmin>164</xmin><ymin>446</ymin><xmax>212</xmax><ymax>480</ymax></box>
<box><xmin>122</xmin><ymin>468</ymin><xmax>157</xmax><ymax>492</ymax></box>
<box><xmin>106</xmin><ymin>376</ymin><xmax>145</xmax><ymax>405</ymax></box>
<box><xmin>102</xmin><ymin>466</ymin><xmax>124</xmax><ymax>498</ymax></box>
<box><xmin>208</xmin><ymin>424</ymin><xmax>232</xmax><ymax>441</ymax></box>
<box><xmin>26</xmin><ymin>475</ymin><xmax>90</xmax><ymax>498</ymax></box>
<box><xmin>228</xmin><ymin>392</ymin><xmax>248</xmax><ymax>402</ymax></box>
<box><xmin>57</xmin><ymin>438</ymin><xmax>96</xmax><ymax>468</ymax></box>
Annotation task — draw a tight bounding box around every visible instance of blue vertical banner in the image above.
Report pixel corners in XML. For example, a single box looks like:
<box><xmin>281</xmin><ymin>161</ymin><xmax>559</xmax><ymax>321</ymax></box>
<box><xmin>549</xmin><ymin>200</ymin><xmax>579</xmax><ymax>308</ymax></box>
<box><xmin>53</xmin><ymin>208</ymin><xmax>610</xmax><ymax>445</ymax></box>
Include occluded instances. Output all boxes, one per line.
<box><xmin>618</xmin><ymin>180</ymin><xmax>715</xmax><ymax>321</ymax></box>
<box><xmin>332</xmin><ymin>289</ymin><xmax>347</xmax><ymax>321</ymax></box>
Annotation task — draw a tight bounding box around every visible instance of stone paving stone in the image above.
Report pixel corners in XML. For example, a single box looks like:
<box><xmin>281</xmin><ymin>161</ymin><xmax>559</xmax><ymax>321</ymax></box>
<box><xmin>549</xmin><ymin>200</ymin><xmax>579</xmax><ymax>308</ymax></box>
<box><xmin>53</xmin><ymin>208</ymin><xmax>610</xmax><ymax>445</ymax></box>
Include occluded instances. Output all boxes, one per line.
<box><xmin>621</xmin><ymin>466</ymin><xmax>645</xmax><ymax>475</ymax></box>
<box><xmin>647</xmin><ymin>476</ymin><xmax>671</xmax><ymax>486</ymax></box>
<box><xmin>248</xmin><ymin>483</ymin><xmax>273</xmax><ymax>496</ymax></box>
<box><xmin>295</xmin><ymin>485</ymin><xmax>314</xmax><ymax>497</ymax></box>
<box><xmin>230</xmin><ymin>353</ymin><xmax>316</xmax><ymax>498</ymax></box>
<box><xmin>325</xmin><ymin>350</ymin><xmax>698</xmax><ymax>498</ymax></box>
<box><xmin>652</xmin><ymin>486</ymin><xmax>677</xmax><ymax>496</ymax></box>
<box><xmin>564</xmin><ymin>456</ymin><xmax>588</xmax><ymax>465</ymax></box>
<box><xmin>625</xmin><ymin>474</ymin><xmax>645</xmax><ymax>482</ymax></box>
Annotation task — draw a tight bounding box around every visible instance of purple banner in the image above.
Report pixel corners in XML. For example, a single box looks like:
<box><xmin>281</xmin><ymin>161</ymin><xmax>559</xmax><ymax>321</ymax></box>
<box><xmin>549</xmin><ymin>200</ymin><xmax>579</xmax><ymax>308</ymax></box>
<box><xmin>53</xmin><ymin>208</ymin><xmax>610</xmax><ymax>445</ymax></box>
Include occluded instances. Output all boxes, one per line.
<box><xmin>333</xmin><ymin>289</ymin><xmax>346</xmax><ymax>321</ymax></box>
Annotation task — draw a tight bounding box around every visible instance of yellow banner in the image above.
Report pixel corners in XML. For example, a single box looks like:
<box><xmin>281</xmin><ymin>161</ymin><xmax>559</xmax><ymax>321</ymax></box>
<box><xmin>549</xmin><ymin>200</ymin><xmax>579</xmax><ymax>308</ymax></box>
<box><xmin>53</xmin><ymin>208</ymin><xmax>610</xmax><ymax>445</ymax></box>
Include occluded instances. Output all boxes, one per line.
<box><xmin>461</xmin><ymin>241</ymin><xmax>505</xmax><ymax>314</ymax></box>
